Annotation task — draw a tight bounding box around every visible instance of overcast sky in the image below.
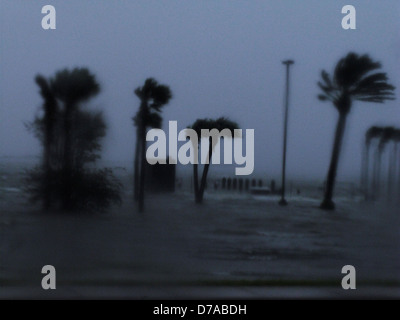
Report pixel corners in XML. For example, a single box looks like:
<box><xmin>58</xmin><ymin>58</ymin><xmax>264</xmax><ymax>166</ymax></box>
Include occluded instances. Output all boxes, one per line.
<box><xmin>1</xmin><ymin>0</ymin><xmax>399</xmax><ymax>181</ymax></box>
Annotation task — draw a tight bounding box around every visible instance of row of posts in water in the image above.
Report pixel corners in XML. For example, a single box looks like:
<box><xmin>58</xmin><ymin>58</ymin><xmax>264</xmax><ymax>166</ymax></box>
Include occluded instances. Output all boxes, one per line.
<box><xmin>214</xmin><ymin>177</ymin><xmax>273</xmax><ymax>192</ymax></box>
<box><xmin>177</xmin><ymin>177</ymin><xmax>278</xmax><ymax>193</ymax></box>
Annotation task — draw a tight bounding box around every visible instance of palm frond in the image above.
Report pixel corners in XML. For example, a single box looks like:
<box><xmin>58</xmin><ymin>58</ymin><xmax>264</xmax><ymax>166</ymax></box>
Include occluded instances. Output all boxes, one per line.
<box><xmin>321</xmin><ymin>70</ymin><xmax>333</xmax><ymax>88</ymax></box>
<box><xmin>318</xmin><ymin>52</ymin><xmax>395</xmax><ymax>109</ymax></box>
<box><xmin>50</xmin><ymin>68</ymin><xmax>100</xmax><ymax>103</ymax></box>
<box><xmin>334</xmin><ymin>53</ymin><xmax>381</xmax><ymax>89</ymax></box>
<box><xmin>318</xmin><ymin>94</ymin><xmax>329</xmax><ymax>101</ymax></box>
<box><xmin>366</xmin><ymin>126</ymin><xmax>384</xmax><ymax>144</ymax></box>
<box><xmin>189</xmin><ymin>117</ymin><xmax>239</xmax><ymax>137</ymax></box>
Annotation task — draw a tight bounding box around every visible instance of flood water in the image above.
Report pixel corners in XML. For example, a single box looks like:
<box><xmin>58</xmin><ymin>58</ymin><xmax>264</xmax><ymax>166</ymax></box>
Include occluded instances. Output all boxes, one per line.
<box><xmin>1</xmin><ymin>158</ymin><xmax>400</xmax><ymax>298</ymax></box>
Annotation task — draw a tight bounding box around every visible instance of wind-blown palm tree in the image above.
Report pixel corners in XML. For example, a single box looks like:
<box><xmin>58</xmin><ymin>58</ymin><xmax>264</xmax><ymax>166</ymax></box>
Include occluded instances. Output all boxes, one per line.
<box><xmin>50</xmin><ymin>68</ymin><xmax>100</xmax><ymax>210</ymax></box>
<box><xmin>188</xmin><ymin>117</ymin><xmax>239</xmax><ymax>204</ymax></box>
<box><xmin>133</xmin><ymin>78</ymin><xmax>172</xmax><ymax>212</ymax></box>
<box><xmin>318</xmin><ymin>52</ymin><xmax>395</xmax><ymax>210</ymax></box>
<box><xmin>374</xmin><ymin>127</ymin><xmax>395</xmax><ymax>199</ymax></box>
<box><xmin>35</xmin><ymin>75</ymin><xmax>58</xmax><ymax>210</ymax></box>
<box><xmin>361</xmin><ymin>126</ymin><xmax>383</xmax><ymax>199</ymax></box>
<box><xmin>387</xmin><ymin>129</ymin><xmax>400</xmax><ymax>199</ymax></box>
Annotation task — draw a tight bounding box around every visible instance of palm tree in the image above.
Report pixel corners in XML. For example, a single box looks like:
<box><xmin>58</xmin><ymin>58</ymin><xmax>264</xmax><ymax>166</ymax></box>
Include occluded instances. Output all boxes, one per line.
<box><xmin>35</xmin><ymin>75</ymin><xmax>58</xmax><ymax>210</ymax></box>
<box><xmin>188</xmin><ymin>117</ymin><xmax>239</xmax><ymax>204</ymax></box>
<box><xmin>50</xmin><ymin>68</ymin><xmax>100</xmax><ymax>210</ymax></box>
<box><xmin>318</xmin><ymin>53</ymin><xmax>395</xmax><ymax>210</ymax></box>
<box><xmin>361</xmin><ymin>126</ymin><xmax>384</xmax><ymax>199</ymax></box>
<box><xmin>374</xmin><ymin>127</ymin><xmax>395</xmax><ymax>199</ymax></box>
<box><xmin>133</xmin><ymin>78</ymin><xmax>172</xmax><ymax>212</ymax></box>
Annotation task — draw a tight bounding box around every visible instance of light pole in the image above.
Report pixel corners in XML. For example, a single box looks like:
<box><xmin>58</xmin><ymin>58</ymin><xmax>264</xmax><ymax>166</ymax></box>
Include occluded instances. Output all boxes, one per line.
<box><xmin>279</xmin><ymin>59</ymin><xmax>294</xmax><ymax>206</ymax></box>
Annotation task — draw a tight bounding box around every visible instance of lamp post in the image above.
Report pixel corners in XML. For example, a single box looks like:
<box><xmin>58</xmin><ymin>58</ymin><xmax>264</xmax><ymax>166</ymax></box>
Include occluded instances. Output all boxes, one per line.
<box><xmin>279</xmin><ymin>59</ymin><xmax>294</xmax><ymax>206</ymax></box>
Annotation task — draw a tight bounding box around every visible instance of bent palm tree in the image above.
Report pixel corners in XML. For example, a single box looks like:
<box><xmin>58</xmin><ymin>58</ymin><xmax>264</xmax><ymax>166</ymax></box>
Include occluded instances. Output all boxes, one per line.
<box><xmin>374</xmin><ymin>127</ymin><xmax>395</xmax><ymax>199</ymax></box>
<box><xmin>362</xmin><ymin>126</ymin><xmax>384</xmax><ymax>199</ymax></box>
<box><xmin>388</xmin><ymin>129</ymin><xmax>400</xmax><ymax>199</ymax></box>
<box><xmin>318</xmin><ymin>53</ymin><xmax>395</xmax><ymax>210</ymax></box>
<box><xmin>188</xmin><ymin>117</ymin><xmax>239</xmax><ymax>204</ymax></box>
<box><xmin>133</xmin><ymin>78</ymin><xmax>172</xmax><ymax>212</ymax></box>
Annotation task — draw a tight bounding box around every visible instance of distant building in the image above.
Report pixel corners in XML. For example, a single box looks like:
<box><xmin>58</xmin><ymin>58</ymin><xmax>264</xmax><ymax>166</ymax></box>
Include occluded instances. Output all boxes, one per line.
<box><xmin>145</xmin><ymin>158</ymin><xmax>176</xmax><ymax>193</ymax></box>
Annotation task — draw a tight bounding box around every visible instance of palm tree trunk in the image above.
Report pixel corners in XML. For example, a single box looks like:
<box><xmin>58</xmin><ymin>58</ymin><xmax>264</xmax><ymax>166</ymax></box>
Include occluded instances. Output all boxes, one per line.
<box><xmin>197</xmin><ymin>137</ymin><xmax>213</xmax><ymax>204</ymax></box>
<box><xmin>133</xmin><ymin>127</ymin><xmax>140</xmax><ymax>201</ymax></box>
<box><xmin>138</xmin><ymin>122</ymin><xmax>147</xmax><ymax>213</ymax></box>
<box><xmin>320</xmin><ymin>112</ymin><xmax>347</xmax><ymax>210</ymax></box>
<box><xmin>193</xmin><ymin>162</ymin><xmax>200</xmax><ymax>203</ymax></box>
<box><xmin>388</xmin><ymin>142</ymin><xmax>396</xmax><ymax>200</ymax></box>
<box><xmin>375</xmin><ymin>150</ymin><xmax>382</xmax><ymax>199</ymax></box>
<box><xmin>62</xmin><ymin>102</ymin><xmax>74</xmax><ymax>211</ymax></box>
<box><xmin>43</xmin><ymin>108</ymin><xmax>53</xmax><ymax>211</ymax></box>
<box><xmin>372</xmin><ymin>148</ymin><xmax>379</xmax><ymax>200</ymax></box>
<box><xmin>397</xmin><ymin>143</ymin><xmax>400</xmax><ymax>201</ymax></box>
<box><xmin>361</xmin><ymin>143</ymin><xmax>369</xmax><ymax>200</ymax></box>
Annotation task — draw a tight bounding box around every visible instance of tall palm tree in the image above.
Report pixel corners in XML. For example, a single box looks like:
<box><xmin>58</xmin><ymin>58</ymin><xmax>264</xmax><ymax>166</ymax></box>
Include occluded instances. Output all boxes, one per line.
<box><xmin>35</xmin><ymin>75</ymin><xmax>58</xmax><ymax>210</ymax></box>
<box><xmin>317</xmin><ymin>53</ymin><xmax>395</xmax><ymax>210</ymax></box>
<box><xmin>188</xmin><ymin>117</ymin><xmax>239</xmax><ymax>204</ymax></box>
<box><xmin>362</xmin><ymin>126</ymin><xmax>383</xmax><ymax>199</ymax></box>
<box><xmin>50</xmin><ymin>68</ymin><xmax>100</xmax><ymax>210</ymax></box>
<box><xmin>133</xmin><ymin>78</ymin><xmax>172</xmax><ymax>212</ymax></box>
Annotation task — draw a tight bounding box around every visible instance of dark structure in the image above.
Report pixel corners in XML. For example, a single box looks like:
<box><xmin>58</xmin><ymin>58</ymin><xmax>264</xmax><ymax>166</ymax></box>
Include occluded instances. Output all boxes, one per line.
<box><xmin>270</xmin><ymin>179</ymin><xmax>276</xmax><ymax>193</ymax></box>
<box><xmin>145</xmin><ymin>158</ymin><xmax>176</xmax><ymax>193</ymax></box>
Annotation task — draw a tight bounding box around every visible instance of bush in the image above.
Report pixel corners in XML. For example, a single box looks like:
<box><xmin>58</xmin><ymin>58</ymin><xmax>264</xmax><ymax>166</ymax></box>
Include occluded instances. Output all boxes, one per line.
<box><xmin>25</xmin><ymin>166</ymin><xmax>122</xmax><ymax>213</ymax></box>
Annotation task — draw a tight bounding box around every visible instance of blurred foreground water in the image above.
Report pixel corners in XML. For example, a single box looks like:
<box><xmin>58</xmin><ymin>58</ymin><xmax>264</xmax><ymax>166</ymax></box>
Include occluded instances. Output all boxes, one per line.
<box><xmin>1</xmin><ymin>157</ymin><xmax>399</xmax><ymax>298</ymax></box>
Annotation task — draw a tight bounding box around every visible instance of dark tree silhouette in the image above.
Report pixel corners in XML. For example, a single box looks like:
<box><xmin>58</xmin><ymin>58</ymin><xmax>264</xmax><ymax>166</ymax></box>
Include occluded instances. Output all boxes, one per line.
<box><xmin>50</xmin><ymin>68</ymin><xmax>100</xmax><ymax>210</ymax></box>
<box><xmin>188</xmin><ymin>117</ymin><xmax>239</xmax><ymax>204</ymax></box>
<box><xmin>26</xmin><ymin>68</ymin><xmax>121</xmax><ymax>212</ymax></box>
<box><xmin>361</xmin><ymin>126</ymin><xmax>383</xmax><ymax>199</ymax></box>
<box><xmin>35</xmin><ymin>75</ymin><xmax>58</xmax><ymax>210</ymax></box>
<box><xmin>133</xmin><ymin>78</ymin><xmax>172</xmax><ymax>212</ymax></box>
<box><xmin>374</xmin><ymin>127</ymin><xmax>396</xmax><ymax>198</ymax></box>
<box><xmin>317</xmin><ymin>53</ymin><xmax>395</xmax><ymax>210</ymax></box>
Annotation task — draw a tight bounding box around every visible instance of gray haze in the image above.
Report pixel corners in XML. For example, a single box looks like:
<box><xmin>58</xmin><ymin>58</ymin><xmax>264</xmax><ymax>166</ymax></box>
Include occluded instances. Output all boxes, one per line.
<box><xmin>1</xmin><ymin>0</ymin><xmax>399</xmax><ymax>181</ymax></box>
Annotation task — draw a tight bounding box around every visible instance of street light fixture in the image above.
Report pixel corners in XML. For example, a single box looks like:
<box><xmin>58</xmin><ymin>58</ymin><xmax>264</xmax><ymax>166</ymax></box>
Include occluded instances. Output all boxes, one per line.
<box><xmin>279</xmin><ymin>59</ymin><xmax>294</xmax><ymax>206</ymax></box>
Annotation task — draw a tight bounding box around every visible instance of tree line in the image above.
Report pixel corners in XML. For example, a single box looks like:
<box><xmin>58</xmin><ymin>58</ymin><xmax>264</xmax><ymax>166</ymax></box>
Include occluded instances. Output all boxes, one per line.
<box><xmin>361</xmin><ymin>126</ymin><xmax>400</xmax><ymax>200</ymax></box>
<box><xmin>26</xmin><ymin>52</ymin><xmax>396</xmax><ymax>213</ymax></box>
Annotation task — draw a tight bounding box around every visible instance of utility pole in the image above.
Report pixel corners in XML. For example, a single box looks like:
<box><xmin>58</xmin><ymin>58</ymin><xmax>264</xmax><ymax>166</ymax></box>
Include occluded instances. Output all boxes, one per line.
<box><xmin>279</xmin><ymin>60</ymin><xmax>294</xmax><ymax>206</ymax></box>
